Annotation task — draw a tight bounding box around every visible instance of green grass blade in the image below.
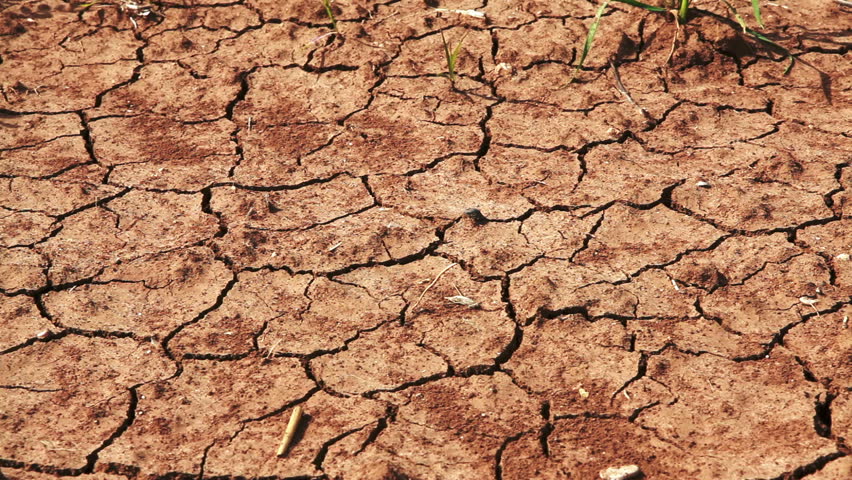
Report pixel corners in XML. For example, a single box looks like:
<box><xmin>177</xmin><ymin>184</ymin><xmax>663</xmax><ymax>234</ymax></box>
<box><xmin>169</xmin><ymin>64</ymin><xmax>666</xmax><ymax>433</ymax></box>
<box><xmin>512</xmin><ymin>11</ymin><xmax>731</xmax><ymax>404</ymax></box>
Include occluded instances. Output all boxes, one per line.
<box><xmin>612</xmin><ymin>0</ymin><xmax>667</xmax><ymax>12</ymax></box>
<box><xmin>745</xmin><ymin>25</ymin><xmax>791</xmax><ymax>55</ymax></box>
<box><xmin>452</xmin><ymin>31</ymin><xmax>469</xmax><ymax>60</ymax></box>
<box><xmin>441</xmin><ymin>31</ymin><xmax>454</xmax><ymax>80</ymax></box>
<box><xmin>721</xmin><ymin>0</ymin><xmax>794</xmax><ymax>74</ymax></box>
<box><xmin>783</xmin><ymin>54</ymin><xmax>794</xmax><ymax>75</ymax></box>
<box><xmin>720</xmin><ymin>0</ymin><xmax>748</xmax><ymax>32</ymax></box>
<box><xmin>321</xmin><ymin>0</ymin><xmax>338</xmax><ymax>31</ymax></box>
<box><xmin>751</xmin><ymin>0</ymin><xmax>764</xmax><ymax>28</ymax></box>
<box><xmin>571</xmin><ymin>0</ymin><xmax>611</xmax><ymax>82</ymax></box>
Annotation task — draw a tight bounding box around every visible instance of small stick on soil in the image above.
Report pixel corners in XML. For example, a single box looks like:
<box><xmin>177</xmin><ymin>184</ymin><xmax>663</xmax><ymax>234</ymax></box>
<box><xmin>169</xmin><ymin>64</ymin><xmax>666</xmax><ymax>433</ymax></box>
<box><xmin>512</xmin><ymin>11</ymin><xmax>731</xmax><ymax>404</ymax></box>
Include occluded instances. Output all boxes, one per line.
<box><xmin>610</xmin><ymin>61</ymin><xmax>640</xmax><ymax>111</ymax></box>
<box><xmin>610</xmin><ymin>61</ymin><xmax>652</xmax><ymax>122</ymax></box>
<box><xmin>266</xmin><ymin>338</ymin><xmax>282</xmax><ymax>359</ymax></box>
<box><xmin>799</xmin><ymin>296</ymin><xmax>820</xmax><ymax>317</ymax></box>
<box><xmin>665</xmin><ymin>13</ymin><xmax>682</xmax><ymax>65</ymax></box>
<box><xmin>276</xmin><ymin>406</ymin><xmax>303</xmax><ymax>457</ymax></box>
<box><xmin>410</xmin><ymin>262</ymin><xmax>457</xmax><ymax>313</ymax></box>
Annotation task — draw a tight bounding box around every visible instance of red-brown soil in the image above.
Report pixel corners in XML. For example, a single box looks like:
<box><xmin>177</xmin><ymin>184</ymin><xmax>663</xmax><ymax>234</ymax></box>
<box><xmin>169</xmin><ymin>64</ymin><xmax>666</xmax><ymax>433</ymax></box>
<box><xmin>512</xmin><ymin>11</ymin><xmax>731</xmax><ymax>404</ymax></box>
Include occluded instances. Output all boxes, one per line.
<box><xmin>1</xmin><ymin>0</ymin><xmax>850</xmax><ymax>479</ymax></box>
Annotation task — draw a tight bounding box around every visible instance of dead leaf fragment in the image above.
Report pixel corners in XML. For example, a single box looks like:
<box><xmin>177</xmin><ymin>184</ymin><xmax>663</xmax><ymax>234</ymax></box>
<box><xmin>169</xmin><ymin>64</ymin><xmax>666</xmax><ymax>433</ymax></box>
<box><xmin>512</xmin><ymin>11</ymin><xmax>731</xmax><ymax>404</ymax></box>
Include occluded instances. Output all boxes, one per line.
<box><xmin>445</xmin><ymin>295</ymin><xmax>479</xmax><ymax>308</ymax></box>
<box><xmin>799</xmin><ymin>296</ymin><xmax>819</xmax><ymax>306</ymax></box>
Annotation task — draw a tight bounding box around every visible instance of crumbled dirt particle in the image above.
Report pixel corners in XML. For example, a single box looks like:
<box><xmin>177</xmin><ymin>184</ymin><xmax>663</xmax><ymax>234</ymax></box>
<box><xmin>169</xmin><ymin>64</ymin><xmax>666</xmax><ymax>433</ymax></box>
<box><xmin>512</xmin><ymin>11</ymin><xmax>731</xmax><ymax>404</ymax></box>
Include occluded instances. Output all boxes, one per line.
<box><xmin>324</xmin><ymin>373</ymin><xmax>539</xmax><ymax>479</ymax></box>
<box><xmin>0</xmin><ymin>336</ymin><xmax>173</xmax><ymax>468</ymax></box>
<box><xmin>439</xmin><ymin>219</ymin><xmax>540</xmax><ymax>277</ymax></box>
<box><xmin>701</xmin><ymin>254</ymin><xmax>832</xmax><ymax>338</ymax></box>
<box><xmin>38</xmin><ymin>191</ymin><xmax>219</xmax><ymax>285</ymax></box>
<box><xmin>258</xmin><ymin>276</ymin><xmax>400</xmax><ymax>355</ymax></box>
<box><xmin>0</xmin><ymin>296</ymin><xmax>54</xmax><ymax>351</ymax></box>
<box><xmin>371</xmin><ymin>156</ymin><xmax>535</xmax><ymax>221</ymax></box>
<box><xmin>506</xmin><ymin>315</ymin><xmax>640</xmax><ymax>416</ymax></box>
<box><xmin>637</xmin><ymin>349</ymin><xmax>837</xmax><ymax>478</ymax></box>
<box><xmin>312</xmin><ymin>324</ymin><xmax>449</xmax><ymax>394</ymax></box>
<box><xmin>784</xmin><ymin>306</ymin><xmax>852</xmax><ymax>385</ymax></box>
<box><xmin>672</xmin><ymin>173</ymin><xmax>833</xmax><ymax>232</ymax></box>
<box><xmin>44</xmin><ymin>247</ymin><xmax>231</xmax><ymax>336</ymax></box>
<box><xmin>0</xmin><ymin>247</ymin><xmax>46</xmax><ymax>292</ymax></box>
<box><xmin>501</xmin><ymin>416</ymin><xmax>688</xmax><ymax>479</ymax></box>
<box><xmin>89</xmin><ymin>116</ymin><xmax>239</xmax><ymax>191</ymax></box>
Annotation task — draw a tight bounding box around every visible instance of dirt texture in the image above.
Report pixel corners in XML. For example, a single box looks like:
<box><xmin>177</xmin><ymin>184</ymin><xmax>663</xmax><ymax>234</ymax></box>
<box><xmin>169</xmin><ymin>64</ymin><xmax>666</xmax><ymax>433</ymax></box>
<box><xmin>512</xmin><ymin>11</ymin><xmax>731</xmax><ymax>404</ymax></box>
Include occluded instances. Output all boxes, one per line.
<box><xmin>1</xmin><ymin>0</ymin><xmax>851</xmax><ymax>479</ymax></box>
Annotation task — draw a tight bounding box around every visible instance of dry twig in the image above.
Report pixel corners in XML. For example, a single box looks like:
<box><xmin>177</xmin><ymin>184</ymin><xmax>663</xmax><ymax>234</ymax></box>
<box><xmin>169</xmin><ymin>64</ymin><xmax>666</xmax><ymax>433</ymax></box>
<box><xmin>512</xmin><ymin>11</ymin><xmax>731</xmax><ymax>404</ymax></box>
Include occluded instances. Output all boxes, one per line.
<box><xmin>276</xmin><ymin>406</ymin><xmax>303</xmax><ymax>457</ymax></box>
<box><xmin>410</xmin><ymin>263</ymin><xmax>458</xmax><ymax>313</ymax></box>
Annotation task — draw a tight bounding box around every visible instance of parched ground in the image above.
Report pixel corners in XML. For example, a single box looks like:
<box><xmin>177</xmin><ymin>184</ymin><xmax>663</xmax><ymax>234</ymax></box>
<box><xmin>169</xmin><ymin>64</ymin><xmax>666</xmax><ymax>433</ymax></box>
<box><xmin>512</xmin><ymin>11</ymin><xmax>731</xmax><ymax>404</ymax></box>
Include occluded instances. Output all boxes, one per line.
<box><xmin>1</xmin><ymin>0</ymin><xmax>851</xmax><ymax>479</ymax></box>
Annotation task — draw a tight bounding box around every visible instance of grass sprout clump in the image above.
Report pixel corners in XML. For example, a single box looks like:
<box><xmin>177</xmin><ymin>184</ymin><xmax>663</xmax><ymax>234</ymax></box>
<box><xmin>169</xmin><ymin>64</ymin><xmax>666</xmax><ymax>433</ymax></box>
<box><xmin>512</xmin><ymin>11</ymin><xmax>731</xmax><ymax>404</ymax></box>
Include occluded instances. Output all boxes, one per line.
<box><xmin>441</xmin><ymin>30</ymin><xmax>469</xmax><ymax>82</ymax></box>
<box><xmin>571</xmin><ymin>0</ymin><xmax>790</xmax><ymax>81</ymax></box>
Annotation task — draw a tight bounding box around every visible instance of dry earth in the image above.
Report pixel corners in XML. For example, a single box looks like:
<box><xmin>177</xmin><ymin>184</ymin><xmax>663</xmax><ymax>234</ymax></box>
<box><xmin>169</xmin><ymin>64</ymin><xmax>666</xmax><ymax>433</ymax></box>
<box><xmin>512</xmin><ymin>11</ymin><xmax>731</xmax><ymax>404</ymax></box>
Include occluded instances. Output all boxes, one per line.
<box><xmin>1</xmin><ymin>0</ymin><xmax>851</xmax><ymax>479</ymax></box>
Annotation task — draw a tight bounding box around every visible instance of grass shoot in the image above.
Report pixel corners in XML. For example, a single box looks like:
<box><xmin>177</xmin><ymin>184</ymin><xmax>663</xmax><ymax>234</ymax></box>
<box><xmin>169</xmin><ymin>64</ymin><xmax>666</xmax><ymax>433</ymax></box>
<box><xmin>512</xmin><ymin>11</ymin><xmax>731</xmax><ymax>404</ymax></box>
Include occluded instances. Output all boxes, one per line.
<box><xmin>321</xmin><ymin>0</ymin><xmax>338</xmax><ymax>33</ymax></box>
<box><xmin>678</xmin><ymin>0</ymin><xmax>690</xmax><ymax>23</ymax></box>
<box><xmin>441</xmin><ymin>30</ymin><xmax>469</xmax><ymax>82</ymax></box>
<box><xmin>570</xmin><ymin>0</ymin><xmax>613</xmax><ymax>83</ymax></box>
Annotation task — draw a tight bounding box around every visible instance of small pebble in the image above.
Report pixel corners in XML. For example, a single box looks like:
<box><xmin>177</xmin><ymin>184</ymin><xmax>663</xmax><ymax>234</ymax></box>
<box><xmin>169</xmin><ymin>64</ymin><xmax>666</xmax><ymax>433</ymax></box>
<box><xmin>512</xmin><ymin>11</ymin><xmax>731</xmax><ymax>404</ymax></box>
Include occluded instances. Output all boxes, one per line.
<box><xmin>36</xmin><ymin>330</ymin><xmax>50</xmax><ymax>339</ymax></box>
<box><xmin>464</xmin><ymin>208</ymin><xmax>488</xmax><ymax>225</ymax></box>
<box><xmin>599</xmin><ymin>464</ymin><xmax>641</xmax><ymax>480</ymax></box>
<box><xmin>696</xmin><ymin>181</ymin><xmax>711</xmax><ymax>188</ymax></box>
<box><xmin>837</xmin><ymin>253</ymin><xmax>850</xmax><ymax>261</ymax></box>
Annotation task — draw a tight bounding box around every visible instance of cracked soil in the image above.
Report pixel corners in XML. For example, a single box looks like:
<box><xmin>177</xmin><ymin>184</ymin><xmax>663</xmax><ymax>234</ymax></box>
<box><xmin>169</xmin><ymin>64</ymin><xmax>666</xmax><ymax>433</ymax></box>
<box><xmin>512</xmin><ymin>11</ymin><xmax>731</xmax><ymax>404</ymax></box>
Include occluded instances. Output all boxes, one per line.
<box><xmin>1</xmin><ymin>0</ymin><xmax>851</xmax><ymax>479</ymax></box>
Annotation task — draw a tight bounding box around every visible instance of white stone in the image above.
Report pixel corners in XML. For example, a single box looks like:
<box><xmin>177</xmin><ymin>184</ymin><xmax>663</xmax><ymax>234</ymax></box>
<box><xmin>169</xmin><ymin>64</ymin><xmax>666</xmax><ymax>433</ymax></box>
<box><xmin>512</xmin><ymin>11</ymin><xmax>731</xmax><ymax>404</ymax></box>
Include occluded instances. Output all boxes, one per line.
<box><xmin>599</xmin><ymin>464</ymin><xmax>641</xmax><ymax>480</ymax></box>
